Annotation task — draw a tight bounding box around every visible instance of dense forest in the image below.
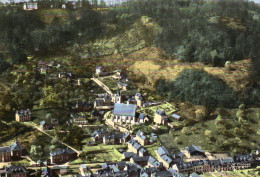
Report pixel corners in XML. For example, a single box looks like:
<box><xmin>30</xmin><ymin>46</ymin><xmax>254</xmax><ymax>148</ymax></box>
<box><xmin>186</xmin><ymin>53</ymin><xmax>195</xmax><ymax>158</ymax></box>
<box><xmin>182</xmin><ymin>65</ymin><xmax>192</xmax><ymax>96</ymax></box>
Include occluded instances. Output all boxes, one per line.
<box><xmin>0</xmin><ymin>0</ymin><xmax>259</xmax><ymax>108</ymax></box>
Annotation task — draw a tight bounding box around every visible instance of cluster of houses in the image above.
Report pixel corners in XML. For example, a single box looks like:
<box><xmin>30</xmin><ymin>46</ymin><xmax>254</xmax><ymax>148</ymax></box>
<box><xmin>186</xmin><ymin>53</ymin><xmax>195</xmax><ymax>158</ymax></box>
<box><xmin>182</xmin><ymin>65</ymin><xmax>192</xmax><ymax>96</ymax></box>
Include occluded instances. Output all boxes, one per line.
<box><xmin>7</xmin><ymin>65</ymin><xmax>260</xmax><ymax>177</ymax></box>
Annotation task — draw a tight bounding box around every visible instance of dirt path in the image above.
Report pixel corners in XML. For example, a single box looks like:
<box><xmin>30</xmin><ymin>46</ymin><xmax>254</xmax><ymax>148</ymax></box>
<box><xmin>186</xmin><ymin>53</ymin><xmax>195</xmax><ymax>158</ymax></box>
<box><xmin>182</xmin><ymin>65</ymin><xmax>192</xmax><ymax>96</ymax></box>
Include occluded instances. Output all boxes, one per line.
<box><xmin>91</xmin><ymin>78</ymin><xmax>113</xmax><ymax>95</ymax></box>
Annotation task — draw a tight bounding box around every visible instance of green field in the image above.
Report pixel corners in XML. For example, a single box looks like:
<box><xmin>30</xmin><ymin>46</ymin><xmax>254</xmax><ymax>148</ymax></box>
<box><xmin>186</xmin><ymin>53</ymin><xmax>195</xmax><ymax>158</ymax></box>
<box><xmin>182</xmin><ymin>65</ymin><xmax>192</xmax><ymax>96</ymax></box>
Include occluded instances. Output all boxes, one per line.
<box><xmin>70</xmin><ymin>144</ymin><xmax>126</xmax><ymax>164</ymax></box>
<box><xmin>139</xmin><ymin>102</ymin><xmax>177</xmax><ymax>118</ymax></box>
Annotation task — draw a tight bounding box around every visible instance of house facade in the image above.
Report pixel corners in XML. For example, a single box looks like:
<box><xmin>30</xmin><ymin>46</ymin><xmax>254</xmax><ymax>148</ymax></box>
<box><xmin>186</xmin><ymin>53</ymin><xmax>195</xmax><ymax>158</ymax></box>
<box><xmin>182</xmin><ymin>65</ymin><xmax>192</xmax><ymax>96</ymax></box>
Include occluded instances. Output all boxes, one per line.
<box><xmin>50</xmin><ymin>148</ymin><xmax>77</xmax><ymax>164</ymax></box>
<box><xmin>5</xmin><ymin>165</ymin><xmax>27</xmax><ymax>177</ymax></box>
<box><xmin>136</xmin><ymin>130</ymin><xmax>149</xmax><ymax>146</ymax></box>
<box><xmin>154</xmin><ymin>110</ymin><xmax>168</xmax><ymax>125</ymax></box>
<box><xmin>0</xmin><ymin>142</ymin><xmax>23</xmax><ymax>162</ymax></box>
<box><xmin>15</xmin><ymin>109</ymin><xmax>31</xmax><ymax>122</ymax></box>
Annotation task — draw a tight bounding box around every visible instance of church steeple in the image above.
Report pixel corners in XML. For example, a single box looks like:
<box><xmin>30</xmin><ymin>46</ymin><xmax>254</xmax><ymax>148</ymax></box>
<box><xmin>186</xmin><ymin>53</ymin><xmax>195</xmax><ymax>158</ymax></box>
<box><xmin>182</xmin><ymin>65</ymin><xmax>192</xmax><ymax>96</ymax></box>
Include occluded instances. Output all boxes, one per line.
<box><xmin>117</xmin><ymin>87</ymin><xmax>120</xmax><ymax>95</ymax></box>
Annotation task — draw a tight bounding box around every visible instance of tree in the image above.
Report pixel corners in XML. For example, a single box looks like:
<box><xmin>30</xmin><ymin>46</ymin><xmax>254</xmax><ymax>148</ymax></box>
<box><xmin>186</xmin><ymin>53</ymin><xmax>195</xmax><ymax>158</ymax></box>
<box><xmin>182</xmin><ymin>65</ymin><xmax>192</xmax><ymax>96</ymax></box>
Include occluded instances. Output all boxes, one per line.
<box><xmin>100</xmin><ymin>0</ymin><xmax>106</xmax><ymax>9</ymax></box>
<box><xmin>205</xmin><ymin>130</ymin><xmax>211</xmax><ymax>137</ymax></box>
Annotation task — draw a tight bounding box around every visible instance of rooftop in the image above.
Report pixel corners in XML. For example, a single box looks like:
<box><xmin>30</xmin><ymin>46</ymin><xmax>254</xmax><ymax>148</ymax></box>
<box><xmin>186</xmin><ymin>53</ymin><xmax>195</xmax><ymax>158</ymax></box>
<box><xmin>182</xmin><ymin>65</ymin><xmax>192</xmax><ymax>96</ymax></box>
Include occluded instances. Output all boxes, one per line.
<box><xmin>113</xmin><ymin>103</ymin><xmax>136</xmax><ymax>117</ymax></box>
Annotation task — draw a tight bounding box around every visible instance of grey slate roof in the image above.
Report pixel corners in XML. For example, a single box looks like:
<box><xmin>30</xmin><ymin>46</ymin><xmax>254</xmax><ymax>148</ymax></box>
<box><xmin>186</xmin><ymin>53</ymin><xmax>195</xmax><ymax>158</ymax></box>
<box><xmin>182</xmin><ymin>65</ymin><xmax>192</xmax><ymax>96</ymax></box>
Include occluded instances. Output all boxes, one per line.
<box><xmin>157</xmin><ymin>146</ymin><xmax>170</xmax><ymax>156</ymax></box>
<box><xmin>139</xmin><ymin>148</ymin><xmax>147</xmax><ymax>154</ymax></box>
<box><xmin>113</xmin><ymin>103</ymin><xmax>136</xmax><ymax>117</ymax></box>
<box><xmin>234</xmin><ymin>154</ymin><xmax>252</xmax><ymax>162</ymax></box>
<box><xmin>185</xmin><ymin>145</ymin><xmax>204</xmax><ymax>154</ymax></box>
<box><xmin>0</xmin><ymin>141</ymin><xmax>23</xmax><ymax>153</ymax></box>
<box><xmin>131</xmin><ymin>156</ymin><xmax>150</xmax><ymax>163</ymax></box>
<box><xmin>153</xmin><ymin>170</ymin><xmax>173</xmax><ymax>177</ymax></box>
<box><xmin>156</xmin><ymin>109</ymin><xmax>166</xmax><ymax>116</ymax></box>
<box><xmin>160</xmin><ymin>154</ymin><xmax>173</xmax><ymax>164</ymax></box>
<box><xmin>148</xmin><ymin>156</ymin><xmax>162</xmax><ymax>168</ymax></box>
<box><xmin>136</xmin><ymin>130</ymin><xmax>147</xmax><ymax>141</ymax></box>
<box><xmin>16</xmin><ymin>109</ymin><xmax>31</xmax><ymax>116</ymax></box>
<box><xmin>6</xmin><ymin>166</ymin><xmax>26</xmax><ymax>174</ymax></box>
<box><xmin>103</xmin><ymin>133</ymin><xmax>123</xmax><ymax>140</ymax></box>
<box><xmin>123</xmin><ymin>152</ymin><xmax>136</xmax><ymax>158</ymax></box>
<box><xmin>10</xmin><ymin>141</ymin><xmax>23</xmax><ymax>151</ymax></box>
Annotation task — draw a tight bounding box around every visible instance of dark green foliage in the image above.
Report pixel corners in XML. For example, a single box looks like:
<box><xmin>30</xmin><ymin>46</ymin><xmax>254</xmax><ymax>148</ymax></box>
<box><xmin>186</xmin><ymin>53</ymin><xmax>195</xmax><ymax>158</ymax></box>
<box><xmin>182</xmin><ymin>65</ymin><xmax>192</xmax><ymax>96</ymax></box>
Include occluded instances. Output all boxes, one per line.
<box><xmin>125</xmin><ymin>0</ymin><xmax>260</xmax><ymax>66</ymax></box>
<box><xmin>156</xmin><ymin>69</ymin><xmax>238</xmax><ymax>108</ymax></box>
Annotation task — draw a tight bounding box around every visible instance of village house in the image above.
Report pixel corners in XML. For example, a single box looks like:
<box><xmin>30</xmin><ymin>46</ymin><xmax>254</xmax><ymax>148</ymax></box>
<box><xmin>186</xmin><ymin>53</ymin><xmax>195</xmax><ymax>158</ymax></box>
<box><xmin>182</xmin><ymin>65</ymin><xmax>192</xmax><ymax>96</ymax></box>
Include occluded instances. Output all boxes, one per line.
<box><xmin>94</xmin><ymin>94</ymin><xmax>113</xmax><ymax>109</ymax></box>
<box><xmin>91</xmin><ymin>110</ymin><xmax>103</xmax><ymax>121</ymax></box>
<box><xmin>118</xmin><ymin>82</ymin><xmax>128</xmax><ymax>91</ymax></box>
<box><xmin>103</xmin><ymin>133</ymin><xmax>124</xmax><ymax>145</ymax></box>
<box><xmin>139</xmin><ymin>147</ymin><xmax>149</xmax><ymax>157</ymax></box>
<box><xmin>73</xmin><ymin>101</ymin><xmax>92</xmax><ymax>112</ymax></box>
<box><xmin>130</xmin><ymin>156</ymin><xmax>150</xmax><ymax>167</ymax></box>
<box><xmin>23</xmin><ymin>2</ymin><xmax>38</xmax><ymax>10</ymax></box>
<box><xmin>156</xmin><ymin>146</ymin><xmax>173</xmax><ymax>169</ymax></box>
<box><xmin>112</xmin><ymin>69</ymin><xmax>122</xmax><ymax>80</ymax></box>
<box><xmin>122</xmin><ymin>152</ymin><xmax>137</xmax><ymax>161</ymax></box>
<box><xmin>15</xmin><ymin>109</ymin><xmax>31</xmax><ymax>122</ymax></box>
<box><xmin>154</xmin><ymin>110</ymin><xmax>168</xmax><ymax>125</ymax></box>
<box><xmin>147</xmin><ymin>156</ymin><xmax>163</xmax><ymax>169</ymax></box>
<box><xmin>4</xmin><ymin>165</ymin><xmax>27</xmax><ymax>177</ymax></box>
<box><xmin>136</xmin><ymin>113</ymin><xmax>149</xmax><ymax>124</ymax></box>
<box><xmin>182</xmin><ymin>145</ymin><xmax>206</xmax><ymax>159</ymax></box>
<box><xmin>58</xmin><ymin>72</ymin><xmax>72</xmax><ymax>81</ymax></box>
<box><xmin>113</xmin><ymin>103</ymin><xmax>137</xmax><ymax>124</ymax></box>
<box><xmin>127</xmin><ymin>139</ymin><xmax>142</xmax><ymax>154</ymax></box>
<box><xmin>40</xmin><ymin>121</ymin><xmax>54</xmax><ymax>130</ymax></box>
<box><xmin>127</xmin><ymin>93</ymin><xmax>144</xmax><ymax>107</ymax></box>
<box><xmin>111</xmin><ymin>89</ymin><xmax>122</xmax><ymax>103</ymax></box>
<box><xmin>39</xmin><ymin>66</ymin><xmax>48</xmax><ymax>74</ymax></box>
<box><xmin>151</xmin><ymin>170</ymin><xmax>173</xmax><ymax>177</ymax></box>
<box><xmin>233</xmin><ymin>154</ymin><xmax>252</xmax><ymax>169</ymax></box>
<box><xmin>140</xmin><ymin>167</ymin><xmax>160</xmax><ymax>177</ymax></box>
<box><xmin>0</xmin><ymin>142</ymin><xmax>24</xmax><ymax>162</ymax></box>
<box><xmin>96</xmin><ymin>66</ymin><xmax>103</xmax><ymax>76</ymax></box>
<box><xmin>91</xmin><ymin>129</ymin><xmax>109</xmax><ymax>143</ymax></box>
<box><xmin>116</xmin><ymin>161</ymin><xmax>128</xmax><ymax>170</ymax></box>
<box><xmin>70</xmin><ymin>113</ymin><xmax>88</xmax><ymax>125</ymax></box>
<box><xmin>136</xmin><ymin>130</ymin><xmax>149</xmax><ymax>146</ymax></box>
<box><xmin>50</xmin><ymin>148</ymin><xmax>77</xmax><ymax>164</ymax></box>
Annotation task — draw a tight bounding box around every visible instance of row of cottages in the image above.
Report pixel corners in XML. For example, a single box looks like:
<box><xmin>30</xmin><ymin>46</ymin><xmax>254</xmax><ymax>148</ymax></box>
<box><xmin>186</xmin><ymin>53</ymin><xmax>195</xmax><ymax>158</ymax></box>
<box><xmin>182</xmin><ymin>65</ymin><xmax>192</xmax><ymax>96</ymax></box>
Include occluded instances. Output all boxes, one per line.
<box><xmin>112</xmin><ymin>103</ymin><xmax>149</xmax><ymax>124</ymax></box>
<box><xmin>91</xmin><ymin>129</ymin><xmax>109</xmax><ymax>143</ymax></box>
<box><xmin>96</xmin><ymin>161</ymin><xmax>182</xmax><ymax>177</ymax></box>
<box><xmin>103</xmin><ymin>132</ymin><xmax>131</xmax><ymax>145</ymax></box>
<box><xmin>173</xmin><ymin>155</ymin><xmax>252</xmax><ymax>174</ymax></box>
<box><xmin>73</xmin><ymin>101</ymin><xmax>92</xmax><ymax>113</ymax></box>
<box><xmin>40</xmin><ymin>118</ymin><xmax>59</xmax><ymax>130</ymax></box>
<box><xmin>156</xmin><ymin>146</ymin><xmax>173</xmax><ymax>169</ymax></box>
<box><xmin>0</xmin><ymin>165</ymin><xmax>27</xmax><ymax>177</ymax></box>
<box><xmin>70</xmin><ymin>113</ymin><xmax>88</xmax><ymax>125</ymax></box>
<box><xmin>94</xmin><ymin>93</ymin><xmax>114</xmax><ymax>109</ymax></box>
<box><xmin>58</xmin><ymin>72</ymin><xmax>72</xmax><ymax>81</ymax></box>
<box><xmin>50</xmin><ymin>148</ymin><xmax>77</xmax><ymax>164</ymax></box>
<box><xmin>0</xmin><ymin>142</ymin><xmax>24</xmax><ymax>162</ymax></box>
<box><xmin>127</xmin><ymin>139</ymin><xmax>149</xmax><ymax>157</ymax></box>
<box><xmin>15</xmin><ymin>109</ymin><xmax>31</xmax><ymax>122</ymax></box>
